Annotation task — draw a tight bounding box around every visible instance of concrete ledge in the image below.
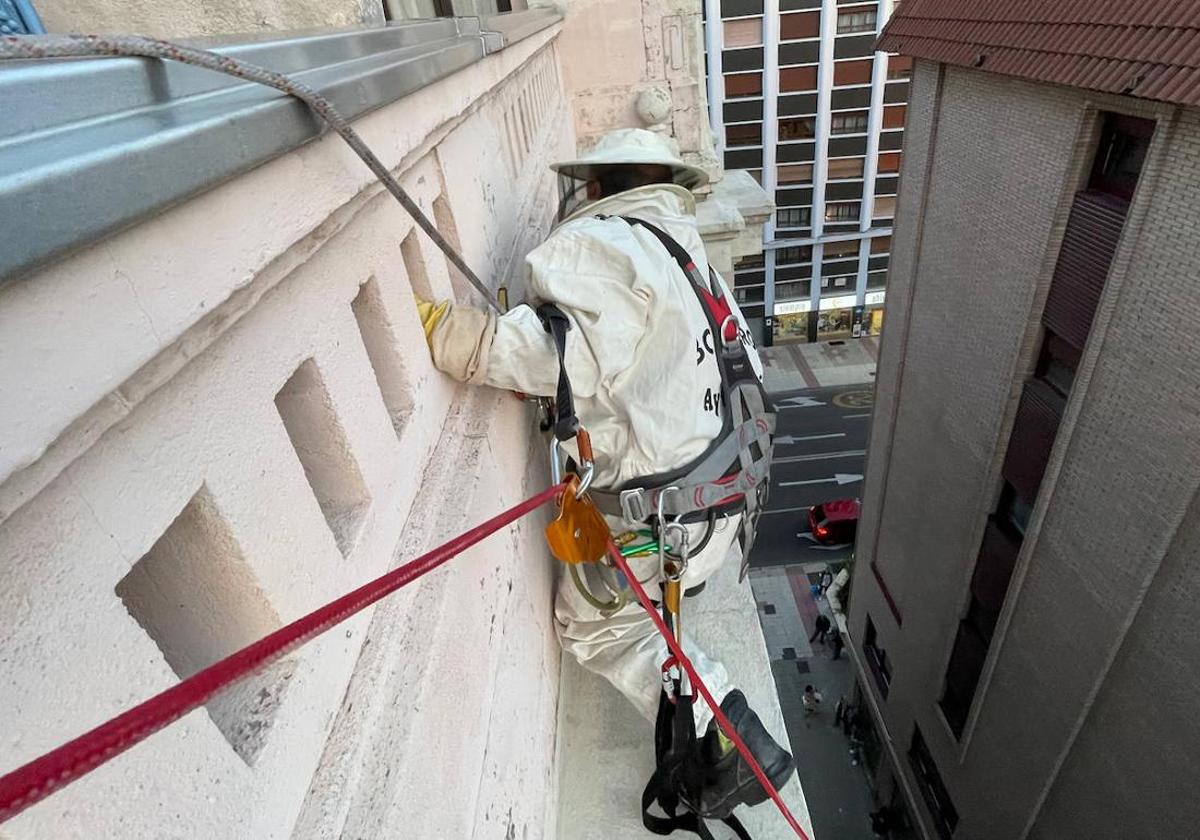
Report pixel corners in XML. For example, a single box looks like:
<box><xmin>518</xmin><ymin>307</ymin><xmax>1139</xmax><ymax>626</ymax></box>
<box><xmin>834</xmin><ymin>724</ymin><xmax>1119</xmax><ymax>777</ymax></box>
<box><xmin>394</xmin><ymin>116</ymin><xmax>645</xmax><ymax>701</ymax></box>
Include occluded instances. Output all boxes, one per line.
<box><xmin>555</xmin><ymin>556</ymin><xmax>814</xmax><ymax>839</ymax></box>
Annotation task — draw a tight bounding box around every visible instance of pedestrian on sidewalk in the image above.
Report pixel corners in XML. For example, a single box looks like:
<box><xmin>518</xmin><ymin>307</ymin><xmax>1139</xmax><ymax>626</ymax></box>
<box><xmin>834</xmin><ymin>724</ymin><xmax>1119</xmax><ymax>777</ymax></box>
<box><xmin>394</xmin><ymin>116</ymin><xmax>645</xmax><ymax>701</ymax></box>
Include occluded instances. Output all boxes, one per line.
<box><xmin>809</xmin><ymin>613</ymin><xmax>831</xmax><ymax>644</ymax></box>
<box><xmin>830</xmin><ymin>629</ymin><xmax>844</xmax><ymax>660</ymax></box>
<box><xmin>802</xmin><ymin>685</ymin><xmax>823</xmax><ymax>717</ymax></box>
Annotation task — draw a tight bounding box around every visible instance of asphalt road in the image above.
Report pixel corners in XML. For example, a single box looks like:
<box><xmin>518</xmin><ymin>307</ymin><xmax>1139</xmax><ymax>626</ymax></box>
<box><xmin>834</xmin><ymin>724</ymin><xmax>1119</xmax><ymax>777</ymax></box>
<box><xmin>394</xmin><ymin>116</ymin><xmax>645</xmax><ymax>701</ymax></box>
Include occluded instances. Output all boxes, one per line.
<box><xmin>751</xmin><ymin>384</ymin><xmax>874</xmax><ymax>568</ymax></box>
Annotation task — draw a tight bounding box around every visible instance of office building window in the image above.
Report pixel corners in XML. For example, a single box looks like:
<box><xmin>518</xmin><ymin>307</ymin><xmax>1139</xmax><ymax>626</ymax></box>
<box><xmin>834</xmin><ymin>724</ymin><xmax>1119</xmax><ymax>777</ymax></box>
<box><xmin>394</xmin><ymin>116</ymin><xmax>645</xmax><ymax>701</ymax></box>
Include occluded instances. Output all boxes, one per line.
<box><xmin>883</xmin><ymin>104</ymin><xmax>907</xmax><ymax>129</ymax></box>
<box><xmin>878</xmin><ymin>152</ymin><xmax>902</xmax><ymax>173</ymax></box>
<box><xmin>776</xmin><ymin>245</ymin><xmax>812</xmax><ymax>264</ymax></box>
<box><xmin>777</xmin><ymin>115</ymin><xmax>816</xmax><ymax>140</ymax></box>
<box><xmin>836</xmin><ymin>8</ymin><xmax>877</xmax><ymax>34</ymax></box>
<box><xmin>735</xmin><ymin>253</ymin><xmax>765</xmax><ymax>270</ymax></box>
<box><xmin>828</xmin><ymin>157</ymin><xmax>865</xmax><ymax>180</ymax></box>
<box><xmin>726</xmin><ymin>123</ymin><xmax>763</xmax><ymax>147</ymax></box>
<box><xmin>833</xmin><ymin>59</ymin><xmax>874</xmax><ymax>86</ymax></box>
<box><xmin>778</xmin><ymin>164</ymin><xmax>814</xmax><ymax>184</ymax></box>
<box><xmin>825</xmin><ymin>201</ymin><xmax>860</xmax><ymax>222</ymax></box>
<box><xmin>723</xmin><ymin>18</ymin><xmax>762</xmax><ymax>48</ymax></box>
<box><xmin>909</xmin><ymin>727</ymin><xmax>959</xmax><ymax>840</ymax></box>
<box><xmin>873</xmin><ymin>195</ymin><xmax>897</xmax><ymax>218</ymax></box>
<box><xmin>887</xmin><ymin>55</ymin><xmax>913</xmax><ymax>80</ymax></box>
<box><xmin>823</xmin><ymin>240</ymin><xmax>859</xmax><ymax>260</ymax></box>
<box><xmin>781</xmin><ymin>65</ymin><xmax>818</xmax><ymax>92</ymax></box>
<box><xmin>776</xmin><ymin>208</ymin><xmax>811</xmax><ymax>228</ymax></box>
<box><xmin>725</xmin><ymin>72</ymin><xmax>763</xmax><ymax>98</ymax></box>
<box><xmin>863</xmin><ymin>616</ymin><xmax>891</xmax><ymax>697</ymax></box>
<box><xmin>779</xmin><ymin>116</ymin><xmax>816</xmax><ymax>140</ymax></box>
<box><xmin>831</xmin><ymin>111</ymin><xmax>869</xmax><ymax>134</ymax></box>
<box><xmin>871</xmin><ymin>235</ymin><xmax>892</xmax><ymax>254</ymax></box>
<box><xmin>776</xmin><ymin>280</ymin><xmax>808</xmax><ymax>300</ymax></box>
<box><xmin>780</xmin><ymin>11</ymin><xmax>820</xmax><ymax>41</ymax></box>
<box><xmin>748</xmin><ymin>168</ymin><xmax>764</xmax><ymax>185</ymax></box>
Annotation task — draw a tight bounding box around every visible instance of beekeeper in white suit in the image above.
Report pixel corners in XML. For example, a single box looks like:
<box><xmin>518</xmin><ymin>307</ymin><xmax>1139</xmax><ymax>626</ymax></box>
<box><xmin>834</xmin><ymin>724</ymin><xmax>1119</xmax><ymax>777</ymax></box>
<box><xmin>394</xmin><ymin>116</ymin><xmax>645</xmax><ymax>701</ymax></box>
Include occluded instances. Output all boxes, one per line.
<box><xmin>417</xmin><ymin>128</ymin><xmax>794</xmax><ymax>817</ymax></box>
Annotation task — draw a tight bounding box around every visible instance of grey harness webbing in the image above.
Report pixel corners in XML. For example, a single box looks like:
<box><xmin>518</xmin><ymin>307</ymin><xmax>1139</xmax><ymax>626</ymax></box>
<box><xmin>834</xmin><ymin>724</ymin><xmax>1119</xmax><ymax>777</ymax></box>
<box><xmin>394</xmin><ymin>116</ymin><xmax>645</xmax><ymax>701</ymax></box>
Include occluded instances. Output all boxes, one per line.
<box><xmin>585</xmin><ymin>216</ymin><xmax>776</xmax><ymax>578</ymax></box>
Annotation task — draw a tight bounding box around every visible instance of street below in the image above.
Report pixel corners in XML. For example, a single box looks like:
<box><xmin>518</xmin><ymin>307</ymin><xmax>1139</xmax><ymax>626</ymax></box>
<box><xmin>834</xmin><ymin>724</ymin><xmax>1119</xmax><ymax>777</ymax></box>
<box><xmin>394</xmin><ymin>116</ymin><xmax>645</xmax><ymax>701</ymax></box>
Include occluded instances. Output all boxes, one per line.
<box><xmin>753</xmin><ymin>384</ymin><xmax>874</xmax><ymax>569</ymax></box>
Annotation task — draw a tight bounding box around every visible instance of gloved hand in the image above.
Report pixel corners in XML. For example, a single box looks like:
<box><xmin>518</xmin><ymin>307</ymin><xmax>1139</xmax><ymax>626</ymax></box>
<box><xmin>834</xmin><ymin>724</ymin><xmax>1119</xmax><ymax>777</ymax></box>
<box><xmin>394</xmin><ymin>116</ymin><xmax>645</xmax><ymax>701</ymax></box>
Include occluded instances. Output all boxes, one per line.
<box><xmin>414</xmin><ymin>296</ymin><xmax>451</xmax><ymax>342</ymax></box>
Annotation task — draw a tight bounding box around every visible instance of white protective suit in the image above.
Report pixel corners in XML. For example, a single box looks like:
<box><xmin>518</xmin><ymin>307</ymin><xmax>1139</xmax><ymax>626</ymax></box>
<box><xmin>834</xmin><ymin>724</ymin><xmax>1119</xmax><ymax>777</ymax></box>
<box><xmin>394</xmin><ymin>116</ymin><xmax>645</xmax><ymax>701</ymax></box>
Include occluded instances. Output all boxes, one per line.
<box><xmin>428</xmin><ymin>182</ymin><xmax>764</xmax><ymax>728</ymax></box>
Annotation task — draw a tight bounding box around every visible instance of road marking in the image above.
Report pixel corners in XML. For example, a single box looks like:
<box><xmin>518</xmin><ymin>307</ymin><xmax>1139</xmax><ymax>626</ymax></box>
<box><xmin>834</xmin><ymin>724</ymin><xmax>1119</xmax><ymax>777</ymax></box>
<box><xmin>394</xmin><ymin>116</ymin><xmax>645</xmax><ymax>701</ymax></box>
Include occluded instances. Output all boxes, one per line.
<box><xmin>843</xmin><ymin>413</ymin><xmax>871</xmax><ymax>419</ymax></box>
<box><xmin>772</xmin><ymin>449</ymin><xmax>866</xmax><ymax>464</ymax></box>
<box><xmin>780</xmin><ymin>473</ymin><xmax>863</xmax><ymax>488</ymax></box>
<box><xmin>762</xmin><ymin>505</ymin><xmax>813</xmax><ymax>516</ymax></box>
<box><xmin>774</xmin><ymin>432</ymin><xmax>845</xmax><ymax>446</ymax></box>
<box><xmin>832</xmin><ymin>390</ymin><xmax>874</xmax><ymax>409</ymax></box>
<box><xmin>777</xmin><ymin>395</ymin><xmax>826</xmax><ymax>408</ymax></box>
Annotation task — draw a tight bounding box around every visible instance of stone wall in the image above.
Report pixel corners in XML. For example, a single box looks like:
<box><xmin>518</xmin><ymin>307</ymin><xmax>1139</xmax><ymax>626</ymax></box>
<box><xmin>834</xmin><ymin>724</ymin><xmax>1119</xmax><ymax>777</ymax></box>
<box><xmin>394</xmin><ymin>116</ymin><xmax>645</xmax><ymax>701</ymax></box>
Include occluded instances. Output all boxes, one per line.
<box><xmin>0</xmin><ymin>25</ymin><xmax>572</xmax><ymax>839</ymax></box>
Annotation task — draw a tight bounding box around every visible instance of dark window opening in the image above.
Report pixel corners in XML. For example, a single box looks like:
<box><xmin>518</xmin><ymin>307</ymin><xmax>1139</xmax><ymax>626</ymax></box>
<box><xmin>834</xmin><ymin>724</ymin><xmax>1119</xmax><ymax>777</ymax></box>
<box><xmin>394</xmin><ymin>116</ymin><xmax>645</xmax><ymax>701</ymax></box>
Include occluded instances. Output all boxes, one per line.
<box><xmin>1088</xmin><ymin>113</ymin><xmax>1155</xmax><ymax>201</ymax></box>
<box><xmin>779</xmin><ymin>116</ymin><xmax>816</xmax><ymax>140</ymax></box>
<box><xmin>777</xmin><ymin>207</ymin><xmax>812</xmax><ymax>228</ymax></box>
<box><xmin>909</xmin><ymin>727</ymin><xmax>959</xmax><ymax>840</ymax></box>
<box><xmin>776</xmin><ymin>244</ymin><xmax>813</xmax><ymax>264</ymax></box>
<box><xmin>863</xmin><ymin>616</ymin><xmax>891</xmax><ymax>697</ymax></box>
<box><xmin>1035</xmin><ymin>332</ymin><xmax>1080</xmax><ymax>397</ymax></box>
<box><xmin>727</xmin><ymin>122</ymin><xmax>763</xmax><ymax>147</ymax></box>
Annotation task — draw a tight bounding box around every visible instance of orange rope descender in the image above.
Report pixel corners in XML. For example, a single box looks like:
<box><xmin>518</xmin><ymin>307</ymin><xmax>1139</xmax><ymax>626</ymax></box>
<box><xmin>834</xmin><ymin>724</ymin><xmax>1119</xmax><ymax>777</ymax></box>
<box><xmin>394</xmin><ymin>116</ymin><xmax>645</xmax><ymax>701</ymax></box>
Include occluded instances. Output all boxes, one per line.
<box><xmin>544</xmin><ymin>429</ymin><xmax>610</xmax><ymax>566</ymax></box>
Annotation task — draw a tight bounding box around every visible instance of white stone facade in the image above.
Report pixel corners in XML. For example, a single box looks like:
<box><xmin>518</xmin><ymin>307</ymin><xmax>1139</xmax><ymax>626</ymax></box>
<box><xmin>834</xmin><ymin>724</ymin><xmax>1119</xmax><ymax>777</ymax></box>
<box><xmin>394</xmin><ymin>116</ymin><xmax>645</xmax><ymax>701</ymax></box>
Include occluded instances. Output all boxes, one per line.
<box><xmin>1</xmin><ymin>26</ymin><xmax>570</xmax><ymax>839</ymax></box>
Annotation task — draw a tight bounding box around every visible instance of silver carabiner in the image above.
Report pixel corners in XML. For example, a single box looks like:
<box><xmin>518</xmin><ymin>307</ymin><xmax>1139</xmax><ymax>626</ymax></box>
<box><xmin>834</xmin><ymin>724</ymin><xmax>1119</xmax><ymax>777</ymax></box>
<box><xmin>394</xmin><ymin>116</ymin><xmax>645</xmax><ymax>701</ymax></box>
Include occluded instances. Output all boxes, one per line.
<box><xmin>655</xmin><ymin>487</ymin><xmax>689</xmax><ymax>582</ymax></box>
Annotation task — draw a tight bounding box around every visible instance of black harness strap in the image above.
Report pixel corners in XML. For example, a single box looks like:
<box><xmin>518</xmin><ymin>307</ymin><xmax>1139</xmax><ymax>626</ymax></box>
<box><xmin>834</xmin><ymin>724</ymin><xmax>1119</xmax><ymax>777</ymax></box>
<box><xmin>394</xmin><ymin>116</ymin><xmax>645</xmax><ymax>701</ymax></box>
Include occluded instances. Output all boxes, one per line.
<box><xmin>535</xmin><ymin>302</ymin><xmax>580</xmax><ymax>442</ymax></box>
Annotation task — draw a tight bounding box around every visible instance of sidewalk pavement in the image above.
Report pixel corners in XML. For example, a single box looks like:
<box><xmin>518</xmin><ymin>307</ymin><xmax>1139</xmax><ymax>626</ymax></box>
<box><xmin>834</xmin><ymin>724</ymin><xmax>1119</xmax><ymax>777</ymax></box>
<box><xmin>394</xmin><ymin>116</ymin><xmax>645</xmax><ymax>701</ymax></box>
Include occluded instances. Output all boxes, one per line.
<box><xmin>759</xmin><ymin>338</ymin><xmax>879</xmax><ymax>393</ymax></box>
<box><xmin>750</xmin><ymin>563</ymin><xmax>879</xmax><ymax>840</ymax></box>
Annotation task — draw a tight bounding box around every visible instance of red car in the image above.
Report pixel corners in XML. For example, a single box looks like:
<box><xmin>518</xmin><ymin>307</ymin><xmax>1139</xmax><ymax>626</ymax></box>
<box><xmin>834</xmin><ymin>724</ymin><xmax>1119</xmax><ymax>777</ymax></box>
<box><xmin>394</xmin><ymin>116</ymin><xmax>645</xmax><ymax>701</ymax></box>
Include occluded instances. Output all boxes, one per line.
<box><xmin>808</xmin><ymin>498</ymin><xmax>861</xmax><ymax>545</ymax></box>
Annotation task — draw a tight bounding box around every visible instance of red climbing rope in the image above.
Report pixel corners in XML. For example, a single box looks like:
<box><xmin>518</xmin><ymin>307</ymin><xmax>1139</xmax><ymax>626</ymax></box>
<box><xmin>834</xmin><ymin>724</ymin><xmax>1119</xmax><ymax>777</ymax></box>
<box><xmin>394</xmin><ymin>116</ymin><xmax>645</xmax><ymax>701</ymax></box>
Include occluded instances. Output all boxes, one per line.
<box><xmin>0</xmin><ymin>484</ymin><xmax>808</xmax><ymax>840</ymax></box>
<box><xmin>0</xmin><ymin>482</ymin><xmax>564</xmax><ymax>824</ymax></box>
<box><xmin>608</xmin><ymin>542</ymin><xmax>813</xmax><ymax>840</ymax></box>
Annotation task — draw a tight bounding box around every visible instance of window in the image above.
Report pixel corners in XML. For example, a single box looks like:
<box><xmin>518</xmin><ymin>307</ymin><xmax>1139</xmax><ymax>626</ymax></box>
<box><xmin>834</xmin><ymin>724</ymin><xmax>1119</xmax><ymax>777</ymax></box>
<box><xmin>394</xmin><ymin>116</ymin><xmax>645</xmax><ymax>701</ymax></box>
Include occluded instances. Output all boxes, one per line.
<box><xmin>833</xmin><ymin>59</ymin><xmax>874</xmax><ymax>86</ymax></box>
<box><xmin>887</xmin><ymin>55</ymin><xmax>913</xmax><ymax>80</ymax></box>
<box><xmin>909</xmin><ymin>727</ymin><xmax>959</xmax><ymax>840</ymax></box>
<box><xmin>827</xmin><ymin>157</ymin><xmax>865</xmax><ymax>180</ymax></box>
<box><xmin>830</xmin><ymin>111</ymin><xmax>869</xmax><ymax>134</ymax></box>
<box><xmin>735</xmin><ymin>253</ymin><xmax>765</xmax><ymax>270</ymax></box>
<box><xmin>871</xmin><ymin>235</ymin><xmax>891</xmax><ymax>254</ymax></box>
<box><xmin>780</xmin><ymin>65</ymin><xmax>818</xmax><ymax>92</ymax></box>
<box><xmin>723</xmin><ymin>18</ymin><xmax>762</xmax><ymax>48</ymax></box>
<box><xmin>776</xmin><ymin>280</ymin><xmax>808</xmax><ymax>300</ymax></box>
<box><xmin>726</xmin><ymin>123</ymin><xmax>763</xmax><ymax>147</ymax></box>
<box><xmin>823</xmin><ymin>240</ymin><xmax>859</xmax><ymax>260</ymax></box>
<box><xmin>825</xmin><ymin>201</ymin><xmax>860</xmax><ymax>222</ymax></box>
<box><xmin>779</xmin><ymin>116</ymin><xmax>816</xmax><ymax>140</ymax></box>
<box><xmin>878</xmin><ymin>152</ymin><xmax>902</xmax><ymax>173</ymax></box>
<box><xmin>873</xmin><ymin>195</ymin><xmax>897</xmax><ymax>219</ymax></box>
<box><xmin>882</xmin><ymin>104</ymin><xmax>906</xmax><ymax>129</ymax></box>
<box><xmin>725</xmin><ymin>72</ymin><xmax>763</xmax><ymax>98</ymax></box>
<box><xmin>748</xmin><ymin>168</ymin><xmax>764</xmax><ymax>185</ymax></box>
<box><xmin>776</xmin><ymin>208</ymin><xmax>811</xmax><ymax>229</ymax></box>
<box><xmin>862</xmin><ymin>617</ymin><xmax>891</xmax><ymax>697</ymax></box>
<box><xmin>1035</xmin><ymin>333</ymin><xmax>1080</xmax><ymax>398</ymax></box>
<box><xmin>780</xmin><ymin>11</ymin><xmax>820</xmax><ymax>40</ymax></box>
<box><xmin>836</xmin><ymin>8</ymin><xmax>877</xmax><ymax>34</ymax></box>
<box><xmin>778</xmin><ymin>164</ymin><xmax>813</xmax><ymax>184</ymax></box>
<box><xmin>1088</xmin><ymin>113</ymin><xmax>1155</xmax><ymax>201</ymax></box>
<box><xmin>776</xmin><ymin>245</ymin><xmax>812</xmax><ymax>264</ymax></box>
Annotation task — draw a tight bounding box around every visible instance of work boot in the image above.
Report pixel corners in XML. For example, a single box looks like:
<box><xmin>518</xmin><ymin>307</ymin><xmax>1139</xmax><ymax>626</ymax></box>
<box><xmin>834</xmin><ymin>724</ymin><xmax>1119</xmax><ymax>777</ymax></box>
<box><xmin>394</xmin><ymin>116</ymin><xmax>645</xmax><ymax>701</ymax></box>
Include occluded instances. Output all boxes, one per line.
<box><xmin>686</xmin><ymin>689</ymin><xmax>796</xmax><ymax>818</ymax></box>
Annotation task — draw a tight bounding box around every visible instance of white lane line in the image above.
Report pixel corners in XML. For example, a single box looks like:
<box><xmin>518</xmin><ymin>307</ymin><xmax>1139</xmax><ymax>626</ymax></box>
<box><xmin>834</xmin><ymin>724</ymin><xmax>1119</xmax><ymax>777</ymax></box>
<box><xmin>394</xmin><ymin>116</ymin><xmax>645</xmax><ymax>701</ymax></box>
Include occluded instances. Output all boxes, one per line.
<box><xmin>779</xmin><ymin>473</ymin><xmax>863</xmax><ymax>488</ymax></box>
<box><xmin>843</xmin><ymin>413</ymin><xmax>871</xmax><ymax>419</ymax></box>
<box><xmin>774</xmin><ymin>432</ymin><xmax>845</xmax><ymax>445</ymax></box>
<box><xmin>762</xmin><ymin>505</ymin><xmax>813</xmax><ymax>516</ymax></box>
<box><xmin>772</xmin><ymin>449</ymin><xmax>866</xmax><ymax>465</ymax></box>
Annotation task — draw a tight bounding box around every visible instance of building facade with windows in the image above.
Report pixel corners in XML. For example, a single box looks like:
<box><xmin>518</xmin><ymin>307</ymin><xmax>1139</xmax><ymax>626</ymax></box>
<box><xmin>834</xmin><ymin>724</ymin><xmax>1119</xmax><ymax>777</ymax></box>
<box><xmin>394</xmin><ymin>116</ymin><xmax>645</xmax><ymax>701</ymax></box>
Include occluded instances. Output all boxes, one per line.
<box><xmin>705</xmin><ymin>0</ymin><xmax>908</xmax><ymax>344</ymax></box>
<box><xmin>842</xmin><ymin>2</ymin><xmax>1200</xmax><ymax>839</ymax></box>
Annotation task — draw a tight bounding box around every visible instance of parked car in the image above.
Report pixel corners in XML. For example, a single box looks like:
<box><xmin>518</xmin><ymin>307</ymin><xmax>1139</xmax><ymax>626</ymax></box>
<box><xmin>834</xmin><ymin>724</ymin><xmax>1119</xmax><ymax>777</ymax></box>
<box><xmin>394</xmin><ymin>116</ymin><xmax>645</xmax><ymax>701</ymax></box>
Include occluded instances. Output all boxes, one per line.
<box><xmin>807</xmin><ymin>498</ymin><xmax>860</xmax><ymax>545</ymax></box>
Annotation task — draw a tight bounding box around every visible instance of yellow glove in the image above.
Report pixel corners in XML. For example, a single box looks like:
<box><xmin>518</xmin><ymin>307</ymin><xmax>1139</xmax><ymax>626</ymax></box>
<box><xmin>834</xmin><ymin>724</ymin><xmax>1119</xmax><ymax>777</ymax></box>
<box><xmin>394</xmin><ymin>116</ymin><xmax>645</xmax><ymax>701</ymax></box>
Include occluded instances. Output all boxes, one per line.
<box><xmin>414</xmin><ymin>296</ymin><xmax>451</xmax><ymax>342</ymax></box>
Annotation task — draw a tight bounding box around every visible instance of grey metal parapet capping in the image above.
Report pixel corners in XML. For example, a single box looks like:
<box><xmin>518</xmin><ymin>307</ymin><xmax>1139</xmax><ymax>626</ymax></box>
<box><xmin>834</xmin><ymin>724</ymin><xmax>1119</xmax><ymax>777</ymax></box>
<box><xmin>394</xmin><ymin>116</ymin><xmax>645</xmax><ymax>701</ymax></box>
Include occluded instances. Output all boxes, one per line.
<box><xmin>0</xmin><ymin>8</ymin><xmax>561</xmax><ymax>284</ymax></box>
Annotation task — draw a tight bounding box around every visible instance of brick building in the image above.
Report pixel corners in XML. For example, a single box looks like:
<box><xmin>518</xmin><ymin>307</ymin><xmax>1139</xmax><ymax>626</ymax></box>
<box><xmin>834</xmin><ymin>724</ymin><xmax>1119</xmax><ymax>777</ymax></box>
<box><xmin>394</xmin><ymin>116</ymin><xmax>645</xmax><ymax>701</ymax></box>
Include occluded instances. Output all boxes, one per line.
<box><xmin>840</xmin><ymin>2</ymin><xmax>1200</xmax><ymax>838</ymax></box>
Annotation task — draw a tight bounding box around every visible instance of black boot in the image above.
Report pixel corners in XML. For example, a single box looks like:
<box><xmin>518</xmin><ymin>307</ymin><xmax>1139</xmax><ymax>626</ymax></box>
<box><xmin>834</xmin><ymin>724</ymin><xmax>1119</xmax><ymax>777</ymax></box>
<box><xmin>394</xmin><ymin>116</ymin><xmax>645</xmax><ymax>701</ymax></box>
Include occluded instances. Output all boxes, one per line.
<box><xmin>684</xmin><ymin>689</ymin><xmax>796</xmax><ymax>819</ymax></box>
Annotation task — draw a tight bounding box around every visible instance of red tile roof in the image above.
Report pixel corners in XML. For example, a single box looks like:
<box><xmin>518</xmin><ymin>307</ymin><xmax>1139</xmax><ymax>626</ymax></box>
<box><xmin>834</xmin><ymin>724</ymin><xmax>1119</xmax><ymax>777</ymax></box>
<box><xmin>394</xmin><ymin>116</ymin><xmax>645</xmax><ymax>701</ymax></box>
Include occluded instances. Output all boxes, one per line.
<box><xmin>878</xmin><ymin>0</ymin><xmax>1200</xmax><ymax>107</ymax></box>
